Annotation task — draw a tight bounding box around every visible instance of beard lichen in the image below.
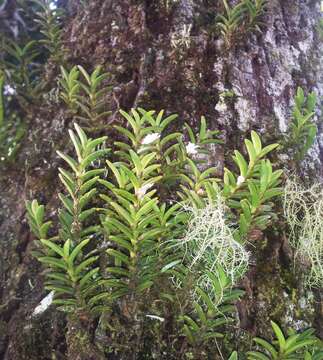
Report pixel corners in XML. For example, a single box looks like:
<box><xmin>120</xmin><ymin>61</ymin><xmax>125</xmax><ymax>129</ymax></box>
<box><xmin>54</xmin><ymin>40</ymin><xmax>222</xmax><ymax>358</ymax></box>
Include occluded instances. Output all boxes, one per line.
<box><xmin>284</xmin><ymin>179</ymin><xmax>323</xmax><ymax>288</ymax></box>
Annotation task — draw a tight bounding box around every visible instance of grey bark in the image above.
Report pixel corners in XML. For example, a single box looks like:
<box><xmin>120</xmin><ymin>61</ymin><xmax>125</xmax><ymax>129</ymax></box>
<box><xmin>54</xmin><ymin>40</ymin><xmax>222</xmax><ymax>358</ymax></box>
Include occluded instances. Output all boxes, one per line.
<box><xmin>0</xmin><ymin>0</ymin><xmax>322</xmax><ymax>358</ymax></box>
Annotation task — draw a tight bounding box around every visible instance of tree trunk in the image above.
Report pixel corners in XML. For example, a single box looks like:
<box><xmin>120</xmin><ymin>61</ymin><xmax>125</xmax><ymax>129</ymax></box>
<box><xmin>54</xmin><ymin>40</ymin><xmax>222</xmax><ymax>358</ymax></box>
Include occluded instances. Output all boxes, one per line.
<box><xmin>0</xmin><ymin>0</ymin><xmax>322</xmax><ymax>359</ymax></box>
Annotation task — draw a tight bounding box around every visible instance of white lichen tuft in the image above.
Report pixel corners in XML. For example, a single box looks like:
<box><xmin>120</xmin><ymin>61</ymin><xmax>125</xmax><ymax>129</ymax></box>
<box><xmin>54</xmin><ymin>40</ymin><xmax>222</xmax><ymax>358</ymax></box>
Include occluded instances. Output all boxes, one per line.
<box><xmin>33</xmin><ymin>291</ymin><xmax>55</xmax><ymax>316</ymax></box>
<box><xmin>284</xmin><ymin>179</ymin><xmax>323</xmax><ymax>288</ymax></box>
<box><xmin>179</xmin><ymin>198</ymin><xmax>249</xmax><ymax>293</ymax></box>
<box><xmin>170</xmin><ymin>24</ymin><xmax>192</xmax><ymax>49</ymax></box>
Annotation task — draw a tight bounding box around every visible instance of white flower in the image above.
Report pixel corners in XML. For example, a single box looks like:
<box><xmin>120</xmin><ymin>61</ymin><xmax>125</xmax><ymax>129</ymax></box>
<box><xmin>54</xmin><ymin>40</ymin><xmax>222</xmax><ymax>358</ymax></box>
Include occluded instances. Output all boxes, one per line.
<box><xmin>49</xmin><ymin>1</ymin><xmax>57</xmax><ymax>9</ymax></box>
<box><xmin>237</xmin><ymin>175</ymin><xmax>245</xmax><ymax>186</ymax></box>
<box><xmin>33</xmin><ymin>291</ymin><xmax>54</xmax><ymax>316</ymax></box>
<box><xmin>141</xmin><ymin>133</ymin><xmax>160</xmax><ymax>145</ymax></box>
<box><xmin>146</xmin><ymin>315</ymin><xmax>165</xmax><ymax>322</ymax></box>
<box><xmin>186</xmin><ymin>142</ymin><xmax>199</xmax><ymax>155</ymax></box>
<box><xmin>136</xmin><ymin>183</ymin><xmax>154</xmax><ymax>199</ymax></box>
<box><xmin>4</xmin><ymin>85</ymin><xmax>16</xmax><ymax>96</ymax></box>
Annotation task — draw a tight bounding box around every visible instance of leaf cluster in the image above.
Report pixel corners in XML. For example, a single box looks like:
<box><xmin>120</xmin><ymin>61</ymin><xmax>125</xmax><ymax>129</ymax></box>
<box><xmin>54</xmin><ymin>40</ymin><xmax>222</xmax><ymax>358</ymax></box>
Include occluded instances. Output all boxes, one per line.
<box><xmin>26</xmin><ymin>110</ymin><xmax>237</xmax><ymax>352</ymax></box>
<box><xmin>178</xmin><ymin>268</ymin><xmax>244</xmax><ymax>347</ymax></box>
<box><xmin>32</xmin><ymin>0</ymin><xmax>65</xmax><ymax>60</ymax></box>
<box><xmin>287</xmin><ymin>87</ymin><xmax>317</xmax><ymax>162</ymax></box>
<box><xmin>223</xmin><ymin>131</ymin><xmax>282</xmax><ymax>241</ymax></box>
<box><xmin>59</xmin><ymin>65</ymin><xmax>112</xmax><ymax>125</ymax></box>
<box><xmin>247</xmin><ymin>321</ymin><xmax>321</xmax><ymax>360</ymax></box>
<box><xmin>0</xmin><ymin>72</ymin><xmax>26</xmax><ymax>163</ymax></box>
<box><xmin>98</xmin><ymin>109</ymin><xmax>221</xmax><ymax>302</ymax></box>
<box><xmin>26</xmin><ymin>124</ymin><xmax>109</xmax><ymax>314</ymax></box>
<box><xmin>217</xmin><ymin>0</ymin><xmax>267</xmax><ymax>48</ymax></box>
<box><xmin>26</xmin><ymin>109</ymin><xmax>283</xmax><ymax>355</ymax></box>
<box><xmin>0</xmin><ymin>39</ymin><xmax>41</xmax><ymax>98</ymax></box>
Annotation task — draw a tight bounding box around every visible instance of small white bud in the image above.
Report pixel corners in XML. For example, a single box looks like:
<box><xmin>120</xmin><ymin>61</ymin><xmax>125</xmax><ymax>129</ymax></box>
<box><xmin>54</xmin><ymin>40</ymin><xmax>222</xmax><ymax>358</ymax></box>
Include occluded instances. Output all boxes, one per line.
<box><xmin>237</xmin><ymin>176</ymin><xmax>245</xmax><ymax>186</ymax></box>
<box><xmin>4</xmin><ymin>85</ymin><xmax>16</xmax><ymax>96</ymax></box>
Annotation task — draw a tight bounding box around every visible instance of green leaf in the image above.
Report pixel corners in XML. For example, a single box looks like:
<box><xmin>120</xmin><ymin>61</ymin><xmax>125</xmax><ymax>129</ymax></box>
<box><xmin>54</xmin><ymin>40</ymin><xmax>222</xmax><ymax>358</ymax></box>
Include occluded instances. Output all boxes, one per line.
<box><xmin>251</xmin><ymin>131</ymin><xmax>262</xmax><ymax>154</ymax></box>
<box><xmin>110</xmin><ymin>202</ymin><xmax>133</xmax><ymax>225</ymax></box>
<box><xmin>40</xmin><ymin>239</ymin><xmax>64</xmax><ymax>257</ymax></box>
<box><xmin>79</xmin><ymin>208</ymin><xmax>96</xmax><ymax>222</ymax></box>
<box><xmin>68</xmin><ymin>238</ymin><xmax>90</xmax><ymax>266</ymax></box>
<box><xmin>137</xmin><ymin>280</ymin><xmax>154</xmax><ymax>293</ymax></box>
<box><xmin>79</xmin><ymin>268</ymin><xmax>100</xmax><ymax>288</ymax></box>
<box><xmin>77</xmin><ymin>65</ymin><xmax>91</xmax><ymax>85</ymax></box>
<box><xmin>129</xmin><ymin>150</ymin><xmax>143</xmax><ymax>175</ymax></box>
<box><xmin>106</xmin><ymin>160</ymin><xmax>124</xmax><ymax>188</ymax></box>
<box><xmin>199</xmin><ymin>116</ymin><xmax>207</xmax><ymax>140</ymax></box>
<box><xmin>183</xmin><ymin>315</ymin><xmax>200</xmax><ymax>332</ymax></box>
<box><xmin>228</xmin><ymin>352</ymin><xmax>238</xmax><ymax>360</ymax></box>
<box><xmin>295</xmin><ymin>87</ymin><xmax>305</xmax><ymax>109</ymax></box>
<box><xmin>68</xmin><ymin>129</ymin><xmax>83</xmax><ymax>162</ymax></box>
<box><xmin>245</xmin><ymin>139</ymin><xmax>257</xmax><ymax>164</ymax></box>
<box><xmin>75</xmin><ymin>256</ymin><xmax>99</xmax><ymax>275</ymax></box>
<box><xmin>63</xmin><ymin>239</ymin><xmax>71</xmax><ymax>258</ymax></box>
<box><xmin>82</xmin><ymin>149</ymin><xmax>109</xmax><ymax>169</ymax></box>
<box><xmin>247</xmin><ymin>351</ymin><xmax>270</xmax><ymax>360</ymax></box>
<box><xmin>109</xmin><ymin>236</ymin><xmax>133</xmax><ymax>252</ymax></box>
<box><xmin>74</xmin><ymin>123</ymin><xmax>87</xmax><ymax>147</ymax></box>
<box><xmin>253</xmin><ymin>338</ymin><xmax>278</xmax><ymax>358</ymax></box>
<box><xmin>86</xmin><ymin>136</ymin><xmax>108</xmax><ymax>152</ymax></box>
<box><xmin>234</xmin><ymin>150</ymin><xmax>248</xmax><ymax>177</ymax></box>
<box><xmin>161</xmin><ymin>260</ymin><xmax>181</xmax><ymax>273</ymax></box>
<box><xmin>182</xmin><ymin>324</ymin><xmax>195</xmax><ymax>345</ymax></box>
<box><xmin>80</xmin><ymin>176</ymin><xmax>99</xmax><ymax>194</ymax></box>
<box><xmin>119</xmin><ymin>109</ymin><xmax>140</xmax><ymax>135</ymax></box>
<box><xmin>271</xmin><ymin>321</ymin><xmax>286</xmax><ymax>350</ymax></box>
<box><xmin>107</xmin><ymin>249</ymin><xmax>130</xmax><ymax>265</ymax></box>
<box><xmin>285</xmin><ymin>339</ymin><xmax>318</xmax><ymax>355</ymax></box>
<box><xmin>259</xmin><ymin>143</ymin><xmax>279</xmax><ymax>158</ymax></box>
<box><xmin>57</xmin><ymin>151</ymin><xmax>79</xmax><ymax>174</ymax></box>
<box><xmin>38</xmin><ymin>256</ymin><xmax>67</xmax><ymax>270</ymax></box>
<box><xmin>59</xmin><ymin>194</ymin><xmax>74</xmax><ymax>214</ymax></box>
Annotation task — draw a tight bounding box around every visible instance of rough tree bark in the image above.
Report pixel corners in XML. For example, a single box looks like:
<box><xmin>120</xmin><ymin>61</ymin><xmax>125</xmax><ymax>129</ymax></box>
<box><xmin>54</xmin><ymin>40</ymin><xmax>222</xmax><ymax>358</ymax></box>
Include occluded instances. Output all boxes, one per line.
<box><xmin>0</xmin><ymin>0</ymin><xmax>322</xmax><ymax>359</ymax></box>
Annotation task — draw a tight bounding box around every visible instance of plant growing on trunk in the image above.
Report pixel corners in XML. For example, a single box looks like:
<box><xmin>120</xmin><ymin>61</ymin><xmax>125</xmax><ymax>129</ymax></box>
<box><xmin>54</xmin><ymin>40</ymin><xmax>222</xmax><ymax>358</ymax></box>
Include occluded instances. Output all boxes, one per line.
<box><xmin>0</xmin><ymin>71</ymin><xmax>25</xmax><ymax>163</ymax></box>
<box><xmin>0</xmin><ymin>39</ymin><xmax>41</xmax><ymax>99</ymax></box>
<box><xmin>75</xmin><ymin>65</ymin><xmax>112</xmax><ymax>125</ymax></box>
<box><xmin>217</xmin><ymin>0</ymin><xmax>267</xmax><ymax>48</ymax></box>
<box><xmin>26</xmin><ymin>107</ymin><xmax>283</xmax><ymax>357</ymax></box>
<box><xmin>222</xmin><ymin>131</ymin><xmax>283</xmax><ymax>242</ymax></box>
<box><xmin>286</xmin><ymin>87</ymin><xmax>317</xmax><ymax>162</ymax></box>
<box><xmin>247</xmin><ymin>321</ymin><xmax>320</xmax><ymax>359</ymax></box>
<box><xmin>26</xmin><ymin>124</ymin><xmax>110</xmax><ymax>314</ymax></box>
<box><xmin>59</xmin><ymin>65</ymin><xmax>80</xmax><ymax>112</ymax></box>
<box><xmin>59</xmin><ymin>65</ymin><xmax>112</xmax><ymax>126</ymax></box>
<box><xmin>32</xmin><ymin>0</ymin><xmax>65</xmax><ymax>62</ymax></box>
